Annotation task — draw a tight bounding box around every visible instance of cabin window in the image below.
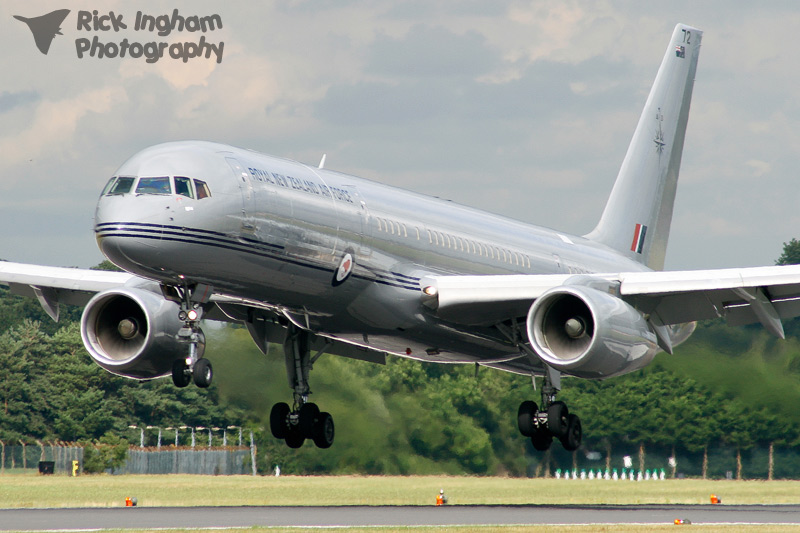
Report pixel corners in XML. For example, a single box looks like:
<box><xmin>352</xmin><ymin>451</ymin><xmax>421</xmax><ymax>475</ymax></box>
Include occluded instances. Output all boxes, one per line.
<box><xmin>105</xmin><ymin>176</ymin><xmax>135</xmax><ymax>195</ymax></box>
<box><xmin>174</xmin><ymin>177</ymin><xmax>194</xmax><ymax>198</ymax></box>
<box><xmin>136</xmin><ymin>177</ymin><xmax>171</xmax><ymax>195</ymax></box>
<box><xmin>194</xmin><ymin>179</ymin><xmax>211</xmax><ymax>199</ymax></box>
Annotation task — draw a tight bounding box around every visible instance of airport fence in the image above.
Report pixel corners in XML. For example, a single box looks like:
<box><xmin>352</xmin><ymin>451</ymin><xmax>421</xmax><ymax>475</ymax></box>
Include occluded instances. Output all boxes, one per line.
<box><xmin>118</xmin><ymin>447</ymin><xmax>253</xmax><ymax>475</ymax></box>
<box><xmin>0</xmin><ymin>442</ymin><xmax>255</xmax><ymax>475</ymax></box>
<box><xmin>532</xmin><ymin>443</ymin><xmax>800</xmax><ymax>480</ymax></box>
<box><xmin>0</xmin><ymin>442</ymin><xmax>83</xmax><ymax>474</ymax></box>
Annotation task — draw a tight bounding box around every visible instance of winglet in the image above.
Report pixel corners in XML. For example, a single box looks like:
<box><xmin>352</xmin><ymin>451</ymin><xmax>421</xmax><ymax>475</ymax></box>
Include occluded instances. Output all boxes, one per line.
<box><xmin>585</xmin><ymin>24</ymin><xmax>702</xmax><ymax>271</ymax></box>
<box><xmin>318</xmin><ymin>154</ymin><xmax>327</xmax><ymax>169</ymax></box>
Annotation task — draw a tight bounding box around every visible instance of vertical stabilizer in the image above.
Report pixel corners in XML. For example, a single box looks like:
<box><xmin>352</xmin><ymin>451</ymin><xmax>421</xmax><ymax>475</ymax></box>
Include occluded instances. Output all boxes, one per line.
<box><xmin>585</xmin><ymin>24</ymin><xmax>702</xmax><ymax>270</ymax></box>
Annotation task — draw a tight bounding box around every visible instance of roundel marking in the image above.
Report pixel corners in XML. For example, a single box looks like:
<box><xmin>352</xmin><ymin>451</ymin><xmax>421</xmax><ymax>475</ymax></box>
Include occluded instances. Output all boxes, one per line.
<box><xmin>332</xmin><ymin>253</ymin><xmax>354</xmax><ymax>286</ymax></box>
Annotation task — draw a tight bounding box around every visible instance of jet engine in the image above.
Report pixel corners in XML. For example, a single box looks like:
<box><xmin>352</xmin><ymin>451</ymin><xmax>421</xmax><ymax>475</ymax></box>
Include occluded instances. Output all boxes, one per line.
<box><xmin>526</xmin><ymin>285</ymin><xmax>658</xmax><ymax>379</ymax></box>
<box><xmin>80</xmin><ymin>287</ymin><xmax>202</xmax><ymax>379</ymax></box>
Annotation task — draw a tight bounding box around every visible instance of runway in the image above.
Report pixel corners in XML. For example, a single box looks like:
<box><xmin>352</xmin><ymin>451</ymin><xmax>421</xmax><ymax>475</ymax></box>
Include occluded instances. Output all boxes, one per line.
<box><xmin>2</xmin><ymin>504</ymin><xmax>800</xmax><ymax>530</ymax></box>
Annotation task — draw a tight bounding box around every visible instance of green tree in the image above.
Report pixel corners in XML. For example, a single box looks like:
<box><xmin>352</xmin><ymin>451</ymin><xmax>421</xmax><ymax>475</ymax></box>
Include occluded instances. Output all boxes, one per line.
<box><xmin>776</xmin><ymin>238</ymin><xmax>800</xmax><ymax>265</ymax></box>
<box><xmin>82</xmin><ymin>434</ymin><xmax>129</xmax><ymax>473</ymax></box>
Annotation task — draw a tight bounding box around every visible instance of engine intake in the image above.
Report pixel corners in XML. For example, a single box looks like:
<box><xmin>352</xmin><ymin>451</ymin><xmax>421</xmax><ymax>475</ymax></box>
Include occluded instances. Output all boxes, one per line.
<box><xmin>526</xmin><ymin>285</ymin><xmax>658</xmax><ymax>379</ymax></box>
<box><xmin>81</xmin><ymin>287</ymin><xmax>201</xmax><ymax>379</ymax></box>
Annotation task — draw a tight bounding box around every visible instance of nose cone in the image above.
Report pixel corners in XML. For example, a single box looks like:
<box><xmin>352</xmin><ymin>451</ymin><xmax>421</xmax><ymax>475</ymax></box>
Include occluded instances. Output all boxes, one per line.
<box><xmin>94</xmin><ymin>141</ymin><xmax>233</xmax><ymax>280</ymax></box>
<box><xmin>94</xmin><ymin>195</ymin><xmax>169</xmax><ymax>276</ymax></box>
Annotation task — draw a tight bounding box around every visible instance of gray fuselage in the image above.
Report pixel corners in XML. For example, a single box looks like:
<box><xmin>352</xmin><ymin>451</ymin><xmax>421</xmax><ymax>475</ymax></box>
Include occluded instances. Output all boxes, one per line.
<box><xmin>95</xmin><ymin>141</ymin><xmax>650</xmax><ymax>373</ymax></box>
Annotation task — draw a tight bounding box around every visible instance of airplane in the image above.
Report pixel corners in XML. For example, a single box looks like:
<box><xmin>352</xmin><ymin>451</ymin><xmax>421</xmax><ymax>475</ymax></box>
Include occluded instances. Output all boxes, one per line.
<box><xmin>3</xmin><ymin>23</ymin><xmax>800</xmax><ymax>452</ymax></box>
<box><xmin>14</xmin><ymin>9</ymin><xmax>71</xmax><ymax>55</ymax></box>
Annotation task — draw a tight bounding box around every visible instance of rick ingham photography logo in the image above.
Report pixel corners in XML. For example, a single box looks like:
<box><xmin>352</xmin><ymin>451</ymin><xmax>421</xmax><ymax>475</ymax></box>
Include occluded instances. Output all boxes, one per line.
<box><xmin>13</xmin><ymin>8</ymin><xmax>224</xmax><ymax>63</ymax></box>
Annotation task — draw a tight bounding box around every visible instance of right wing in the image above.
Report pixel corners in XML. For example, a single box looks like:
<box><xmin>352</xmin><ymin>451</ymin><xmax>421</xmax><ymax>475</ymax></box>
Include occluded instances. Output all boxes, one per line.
<box><xmin>0</xmin><ymin>261</ymin><xmax>386</xmax><ymax>365</ymax></box>
<box><xmin>0</xmin><ymin>261</ymin><xmax>134</xmax><ymax>321</ymax></box>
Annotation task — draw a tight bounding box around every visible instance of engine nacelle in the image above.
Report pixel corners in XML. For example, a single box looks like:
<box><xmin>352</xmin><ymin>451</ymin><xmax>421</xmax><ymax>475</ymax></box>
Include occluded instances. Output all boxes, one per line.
<box><xmin>80</xmin><ymin>287</ymin><xmax>202</xmax><ymax>380</ymax></box>
<box><xmin>526</xmin><ymin>285</ymin><xmax>658</xmax><ymax>379</ymax></box>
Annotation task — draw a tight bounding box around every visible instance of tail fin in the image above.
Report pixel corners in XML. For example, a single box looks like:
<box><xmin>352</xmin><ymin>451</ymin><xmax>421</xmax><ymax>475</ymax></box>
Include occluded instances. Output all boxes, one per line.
<box><xmin>585</xmin><ymin>24</ymin><xmax>702</xmax><ymax>271</ymax></box>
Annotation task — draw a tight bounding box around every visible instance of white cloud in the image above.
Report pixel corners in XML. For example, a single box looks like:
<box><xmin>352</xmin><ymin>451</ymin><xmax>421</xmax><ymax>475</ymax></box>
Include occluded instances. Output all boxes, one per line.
<box><xmin>745</xmin><ymin>159</ymin><xmax>771</xmax><ymax>177</ymax></box>
<box><xmin>0</xmin><ymin>87</ymin><xmax>126</xmax><ymax>175</ymax></box>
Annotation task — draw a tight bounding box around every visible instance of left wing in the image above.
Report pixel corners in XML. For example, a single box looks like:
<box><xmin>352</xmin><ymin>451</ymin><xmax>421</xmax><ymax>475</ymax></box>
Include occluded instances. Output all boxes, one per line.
<box><xmin>423</xmin><ymin>264</ymin><xmax>800</xmax><ymax>338</ymax></box>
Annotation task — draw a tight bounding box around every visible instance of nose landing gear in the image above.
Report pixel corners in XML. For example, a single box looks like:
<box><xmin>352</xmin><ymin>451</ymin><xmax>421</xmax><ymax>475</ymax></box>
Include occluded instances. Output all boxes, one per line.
<box><xmin>170</xmin><ymin>283</ymin><xmax>212</xmax><ymax>389</ymax></box>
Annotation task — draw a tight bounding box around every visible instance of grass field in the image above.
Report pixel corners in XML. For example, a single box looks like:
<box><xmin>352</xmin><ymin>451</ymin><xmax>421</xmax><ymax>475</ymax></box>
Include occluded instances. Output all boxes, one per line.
<box><xmin>0</xmin><ymin>473</ymin><xmax>799</xmax><ymax>508</ymax></box>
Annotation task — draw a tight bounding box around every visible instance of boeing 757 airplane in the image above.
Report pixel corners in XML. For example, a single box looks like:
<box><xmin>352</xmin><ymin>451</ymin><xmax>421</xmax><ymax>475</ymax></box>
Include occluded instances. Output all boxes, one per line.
<box><xmin>3</xmin><ymin>24</ymin><xmax>800</xmax><ymax>451</ymax></box>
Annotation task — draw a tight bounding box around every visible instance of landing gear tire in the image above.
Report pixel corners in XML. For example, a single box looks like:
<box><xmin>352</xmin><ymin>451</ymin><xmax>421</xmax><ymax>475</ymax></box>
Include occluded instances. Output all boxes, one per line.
<box><xmin>313</xmin><ymin>412</ymin><xmax>334</xmax><ymax>449</ymax></box>
<box><xmin>517</xmin><ymin>400</ymin><xmax>538</xmax><ymax>437</ymax></box>
<box><xmin>547</xmin><ymin>401</ymin><xmax>569</xmax><ymax>439</ymax></box>
<box><xmin>270</xmin><ymin>402</ymin><xmax>291</xmax><ymax>439</ymax></box>
<box><xmin>193</xmin><ymin>358</ymin><xmax>213</xmax><ymax>388</ymax></box>
<box><xmin>531</xmin><ymin>426</ymin><xmax>552</xmax><ymax>451</ymax></box>
<box><xmin>172</xmin><ymin>359</ymin><xmax>192</xmax><ymax>389</ymax></box>
<box><xmin>172</xmin><ymin>359</ymin><xmax>191</xmax><ymax>388</ymax></box>
<box><xmin>560</xmin><ymin>413</ymin><xmax>582</xmax><ymax>451</ymax></box>
<box><xmin>285</xmin><ymin>428</ymin><xmax>305</xmax><ymax>449</ymax></box>
<box><xmin>298</xmin><ymin>402</ymin><xmax>320</xmax><ymax>438</ymax></box>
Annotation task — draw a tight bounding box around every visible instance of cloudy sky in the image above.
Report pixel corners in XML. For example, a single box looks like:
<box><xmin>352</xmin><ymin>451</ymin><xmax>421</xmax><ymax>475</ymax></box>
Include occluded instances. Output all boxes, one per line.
<box><xmin>0</xmin><ymin>1</ymin><xmax>798</xmax><ymax>271</ymax></box>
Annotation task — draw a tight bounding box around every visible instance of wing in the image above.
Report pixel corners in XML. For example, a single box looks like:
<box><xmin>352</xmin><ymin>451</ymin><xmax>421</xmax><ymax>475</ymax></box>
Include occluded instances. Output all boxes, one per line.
<box><xmin>0</xmin><ymin>261</ymin><xmax>387</xmax><ymax>366</ymax></box>
<box><xmin>423</xmin><ymin>264</ymin><xmax>800</xmax><ymax>338</ymax></box>
<box><xmin>0</xmin><ymin>261</ymin><xmax>135</xmax><ymax>321</ymax></box>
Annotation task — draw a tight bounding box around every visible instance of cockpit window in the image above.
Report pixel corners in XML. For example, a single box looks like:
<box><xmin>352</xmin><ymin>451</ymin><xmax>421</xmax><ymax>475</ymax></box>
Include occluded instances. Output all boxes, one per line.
<box><xmin>194</xmin><ymin>179</ymin><xmax>211</xmax><ymax>199</ymax></box>
<box><xmin>106</xmin><ymin>176</ymin><xmax>135</xmax><ymax>195</ymax></box>
<box><xmin>136</xmin><ymin>177</ymin><xmax>171</xmax><ymax>195</ymax></box>
<box><xmin>101</xmin><ymin>177</ymin><xmax>117</xmax><ymax>196</ymax></box>
<box><xmin>174</xmin><ymin>176</ymin><xmax>193</xmax><ymax>198</ymax></box>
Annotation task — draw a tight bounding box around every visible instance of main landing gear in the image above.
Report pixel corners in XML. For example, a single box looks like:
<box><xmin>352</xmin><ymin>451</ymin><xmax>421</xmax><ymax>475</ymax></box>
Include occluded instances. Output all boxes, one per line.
<box><xmin>170</xmin><ymin>284</ymin><xmax>212</xmax><ymax>389</ymax></box>
<box><xmin>517</xmin><ymin>367</ymin><xmax>582</xmax><ymax>452</ymax></box>
<box><xmin>269</xmin><ymin>325</ymin><xmax>335</xmax><ymax>449</ymax></box>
